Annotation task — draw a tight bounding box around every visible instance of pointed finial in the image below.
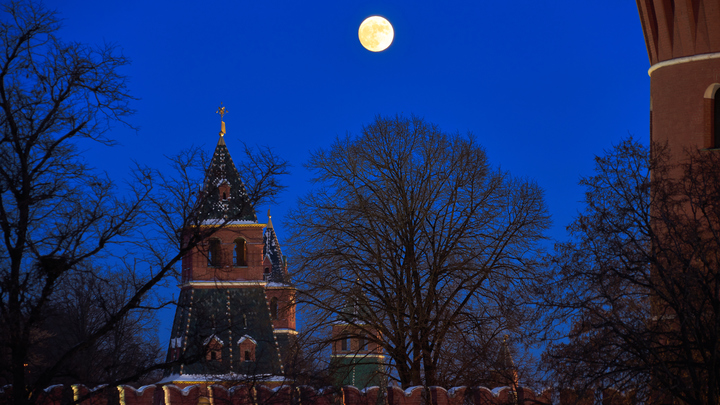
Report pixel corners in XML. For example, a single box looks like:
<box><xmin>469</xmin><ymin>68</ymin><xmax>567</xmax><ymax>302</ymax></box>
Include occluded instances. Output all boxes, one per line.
<box><xmin>216</xmin><ymin>103</ymin><xmax>228</xmax><ymax>137</ymax></box>
<box><xmin>267</xmin><ymin>208</ymin><xmax>273</xmax><ymax>228</ymax></box>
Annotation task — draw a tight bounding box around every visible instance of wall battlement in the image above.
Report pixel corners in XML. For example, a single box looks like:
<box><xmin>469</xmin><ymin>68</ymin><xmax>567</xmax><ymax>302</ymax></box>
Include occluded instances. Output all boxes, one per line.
<box><xmin>0</xmin><ymin>384</ymin><xmax>550</xmax><ymax>405</ymax></box>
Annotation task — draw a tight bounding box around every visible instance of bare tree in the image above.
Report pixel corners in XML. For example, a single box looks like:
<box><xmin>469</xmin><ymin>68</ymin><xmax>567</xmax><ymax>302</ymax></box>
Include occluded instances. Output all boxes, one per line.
<box><xmin>545</xmin><ymin>138</ymin><xmax>720</xmax><ymax>405</ymax></box>
<box><xmin>28</xmin><ymin>264</ymin><xmax>163</xmax><ymax>386</ymax></box>
<box><xmin>287</xmin><ymin>115</ymin><xmax>550</xmax><ymax>388</ymax></box>
<box><xmin>0</xmin><ymin>2</ymin><xmax>289</xmax><ymax>404</ymax></box>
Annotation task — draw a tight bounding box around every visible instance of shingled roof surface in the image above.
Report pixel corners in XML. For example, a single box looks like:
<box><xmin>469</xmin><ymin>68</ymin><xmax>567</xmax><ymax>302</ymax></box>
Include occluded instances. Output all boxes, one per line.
<box><xmin>196</xmin><ymin>137</ymin><xmax>257</xmax><ymax>223</ymax></box>
<box><xmin>263</xmin><ymin>217</ymin><xmax>288</xmax><ymax>283</ymax></box>
<box><xmin>166</xmin><ymin>287</ymin><xmax>283</xmax><ymax>376</ymax></box>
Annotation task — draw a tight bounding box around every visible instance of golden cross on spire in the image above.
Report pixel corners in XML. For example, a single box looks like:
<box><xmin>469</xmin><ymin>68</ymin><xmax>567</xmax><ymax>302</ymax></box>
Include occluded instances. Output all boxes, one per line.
<box><xmin>216</xmin><ymin>103</ymin><xmax>228</xmax><ymax>119</ymax></box>
<box><xmin>216</xmin><ymin>103</ymin><xmax>228</xmax><ymax>137</ymax></box>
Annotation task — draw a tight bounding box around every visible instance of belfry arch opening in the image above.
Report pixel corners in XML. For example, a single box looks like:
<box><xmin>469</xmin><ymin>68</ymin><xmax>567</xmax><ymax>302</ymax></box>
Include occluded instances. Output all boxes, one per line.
<box><xmin>207</xmin><ymin>239</ymin><xmax>221</xmax><ymax>267</ymax></box>
<box><xmin>234</xmin><ymin>238</ymin><xmax>247</xmax><ymax>266</ymax></box>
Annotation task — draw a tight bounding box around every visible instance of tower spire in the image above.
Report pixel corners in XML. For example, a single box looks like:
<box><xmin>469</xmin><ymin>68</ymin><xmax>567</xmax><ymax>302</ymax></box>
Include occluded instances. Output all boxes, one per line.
<box><xmin>216</xmin><ymin>103</ymin><xmax>228</xmax><ymax>144</ymax></box>
<box><xmin>263</xmin><ymin>208</ymin><xmax>287</xmax><ymax>282</ymax></box>
<box><xmin>196</xmin><ymin>104</ymin><xmax>257</xmax><ymax>223</ymax></box>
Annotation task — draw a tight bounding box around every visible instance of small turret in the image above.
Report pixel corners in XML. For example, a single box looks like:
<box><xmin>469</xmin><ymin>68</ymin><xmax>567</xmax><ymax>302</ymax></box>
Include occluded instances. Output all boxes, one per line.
<box><xmin>490</xmin><ymin>335</ymin><xmax>519</xmax><ymax>391</ymax></box>
<box><xmin>263</xmin><ymin>209</ymin><xmax>288</xmax><ymax>283</ymax></box>
<box><xmin>330</xmin><ymin>284</ymin><xmax>384</xmax><ymax>389</ymax></box>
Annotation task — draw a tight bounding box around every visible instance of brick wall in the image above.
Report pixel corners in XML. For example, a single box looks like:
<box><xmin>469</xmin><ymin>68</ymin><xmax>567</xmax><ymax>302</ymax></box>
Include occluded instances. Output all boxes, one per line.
<box><xmin>0</xmin><ymin>384</ymin><xmax>551</xmax><ymax>405</ymax></box>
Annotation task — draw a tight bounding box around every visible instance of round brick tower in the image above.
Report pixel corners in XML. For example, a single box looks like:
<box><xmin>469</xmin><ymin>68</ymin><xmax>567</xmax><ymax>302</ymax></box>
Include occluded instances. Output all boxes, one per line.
<box><xmin>637</xmin><ymin>0</ymin><xmax>720</xmax><ymax>156</ymax></box>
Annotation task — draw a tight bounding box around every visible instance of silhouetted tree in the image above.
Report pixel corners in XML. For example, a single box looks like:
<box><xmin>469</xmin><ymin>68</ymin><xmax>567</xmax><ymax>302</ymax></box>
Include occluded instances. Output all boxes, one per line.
<box><xmin>545</xmin><ymin>138</ymin><xmax>720</xmax><ymax>404</ymax></box>
<box><xmin>288</xmin><ymin>115</ymin><xmax>550</xmax><ymax>388</ymax></box>
<box><xmin>0</xmin><ymin>2</ymin><xmax>288</xmax><ymax>404</ymax></box>
<box><xmin>27</xmin><ymin>264</ymin><xmax>163</xmax><ymax>386</ymax></box>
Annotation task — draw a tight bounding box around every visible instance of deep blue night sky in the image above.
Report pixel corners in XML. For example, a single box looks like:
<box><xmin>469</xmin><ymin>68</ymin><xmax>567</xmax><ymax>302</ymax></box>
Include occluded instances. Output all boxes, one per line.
<box><xmin>44</xmin><ymin>0</ymin><xmax>651</xmax><ymax>343</ymax></box>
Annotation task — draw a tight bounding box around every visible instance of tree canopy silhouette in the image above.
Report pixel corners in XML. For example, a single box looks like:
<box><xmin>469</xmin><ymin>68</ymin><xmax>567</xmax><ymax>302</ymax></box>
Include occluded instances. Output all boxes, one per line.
<box><xmin>288</xmin><ymin>115</ymin><xmax>550</xmax><ymax>388</ymax></box>
<box><xmin>546</xmin><ymin>138</ymin><xmax>720</xmax><ymax>404</ymax></box>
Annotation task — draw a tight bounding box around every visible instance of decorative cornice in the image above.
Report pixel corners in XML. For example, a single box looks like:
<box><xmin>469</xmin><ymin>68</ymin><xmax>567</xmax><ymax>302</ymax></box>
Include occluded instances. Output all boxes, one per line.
<box><xmin>648</xmin><ymin>52</ymin><xmax>720</xmax><ymax>76</ymax></box>
<box><xmin>184</xmin><ymin>281</ymin><xmax>267</xmax><ymax>287</ymax></box>
<box><xmin>196</xmin><ymin>223</ymin><xmax>267</xmax><ymax>229</ymax></box>
<box><xmin>637</xmin><ymin>0</ymin><xmax>720</xmax><ymax>66</ymax></box>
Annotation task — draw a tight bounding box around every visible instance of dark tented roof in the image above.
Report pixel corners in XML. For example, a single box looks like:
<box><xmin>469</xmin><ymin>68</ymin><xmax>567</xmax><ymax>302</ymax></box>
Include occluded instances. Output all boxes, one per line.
<box><xmin>196</xmin><ymin>136</ymin><xmax>257</xmax><ymax>223</ymax></box>
<box><xmin>263</xmin><ymin>213</ymin><xmax>288</xmax><ymax>283</ymax></box>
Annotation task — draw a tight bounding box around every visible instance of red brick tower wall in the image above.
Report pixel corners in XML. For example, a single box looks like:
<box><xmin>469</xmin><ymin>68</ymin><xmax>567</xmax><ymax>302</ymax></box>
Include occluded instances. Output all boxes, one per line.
<box><xmin>636</xmin><ymin>0</ymin><xmax>720</xmax><ymax>156</ymax></box>
<box><xmin>265</xmin><ymin>287</ymin><xmax>296</xmax><ymax>330</ymax></box>
<box><xmin>182</xmin><ymin>226</ymin><xmax>266</xmax><ymax>282</ymax></box>
<box><xmin>330</xmin><ymin>324</ymin><xmax>382</xmax><ymax>355</ymax></box>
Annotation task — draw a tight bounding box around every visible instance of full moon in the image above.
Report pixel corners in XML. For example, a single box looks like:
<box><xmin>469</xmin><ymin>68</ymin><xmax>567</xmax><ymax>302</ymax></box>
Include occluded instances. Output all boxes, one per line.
<box><xmin>358</xmin><ymin>16</ymin><xmax>394</xmax><ymax>52</ymax></box>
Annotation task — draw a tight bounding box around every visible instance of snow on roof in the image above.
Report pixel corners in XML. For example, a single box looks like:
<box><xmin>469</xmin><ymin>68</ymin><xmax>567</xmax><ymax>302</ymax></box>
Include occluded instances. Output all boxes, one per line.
<box><xmin>201</xmin><ymin>219</ymin><xmax>257</xmax><ymax>225</ymax></box>
<box><xmin>491</xmin><ymin>386</ymin><xmax>511</xmax><ymax>395</ymax></box>
<box><xmin>265</xmin><ymin>282</ymin><xmax>291</xmax><ymax>288</ymax></box>
<box><xmin>237</xmin><ymin>335</ymin><xmax>257</xmax><ymax>345</ymax></box>
<box><xmin>120</xmin><ymin>385</ymin><xmax>156</xmax><ymax>395</ymax></box>
<box><xmin>72</xmin><ymin>384</ymin><xmax>108</xmax><ymax>393</ymax></box>
<box><xmin>202</xmin><ymin>334</ymin><xmax>224</xmax><ymax>346</ymax></box>
<box><xmin>158</xmin><ymin>373</ymin><xmax>288</xmax><ymax>384</ymax></box>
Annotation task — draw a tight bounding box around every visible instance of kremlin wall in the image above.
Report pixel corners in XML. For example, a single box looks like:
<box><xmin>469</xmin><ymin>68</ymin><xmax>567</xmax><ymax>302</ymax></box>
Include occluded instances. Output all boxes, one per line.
<box><xmin>0</xmin><ymin>384</ymin><xmax>551</xmax><ymax>405</ymax></box>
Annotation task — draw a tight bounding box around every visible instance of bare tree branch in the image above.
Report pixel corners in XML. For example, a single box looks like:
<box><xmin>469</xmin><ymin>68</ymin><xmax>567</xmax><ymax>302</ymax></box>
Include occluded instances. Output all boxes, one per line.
<box><xmin>288</xmin><ymin>115</ymin><xmax>550</xmax><ymax>388</ymax></box>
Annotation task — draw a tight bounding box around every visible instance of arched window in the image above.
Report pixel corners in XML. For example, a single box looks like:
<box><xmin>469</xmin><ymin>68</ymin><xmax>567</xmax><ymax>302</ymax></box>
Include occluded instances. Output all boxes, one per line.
<box><xmin>270</xmin><ymin>297</ymin><xmax>278</xmax><ymax>320</ymax></box>
<box><xmin>219</xmin><ymin>183</ymin><xmax>230</xmax><ymax>201</ymax></box>
<box><xmin>234</xmin><ymin>238</ymin><xmax>247</xmax><ymax>266</ymax></box>
<box><xmin>704</xmin><ymin>83</ymin><xmax>720</xmax><ymax>148</ymax></box>
<box><xmin>208</xmin><ymin>239</ymin><xmax>221</xmax><ymax>267</ymax></box>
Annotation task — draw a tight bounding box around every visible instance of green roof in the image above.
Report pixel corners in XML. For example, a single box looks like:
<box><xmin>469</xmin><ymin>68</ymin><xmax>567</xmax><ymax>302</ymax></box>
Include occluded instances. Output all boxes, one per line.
<box><xmin>330</xmin><ymin>356</ymin><xmax>384</xmax><ymax>388</ymax></box>
<box><xmin>166</xmin><ymin>287</ymin><xmax>283</xmax><ymax>376</ymax></box>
